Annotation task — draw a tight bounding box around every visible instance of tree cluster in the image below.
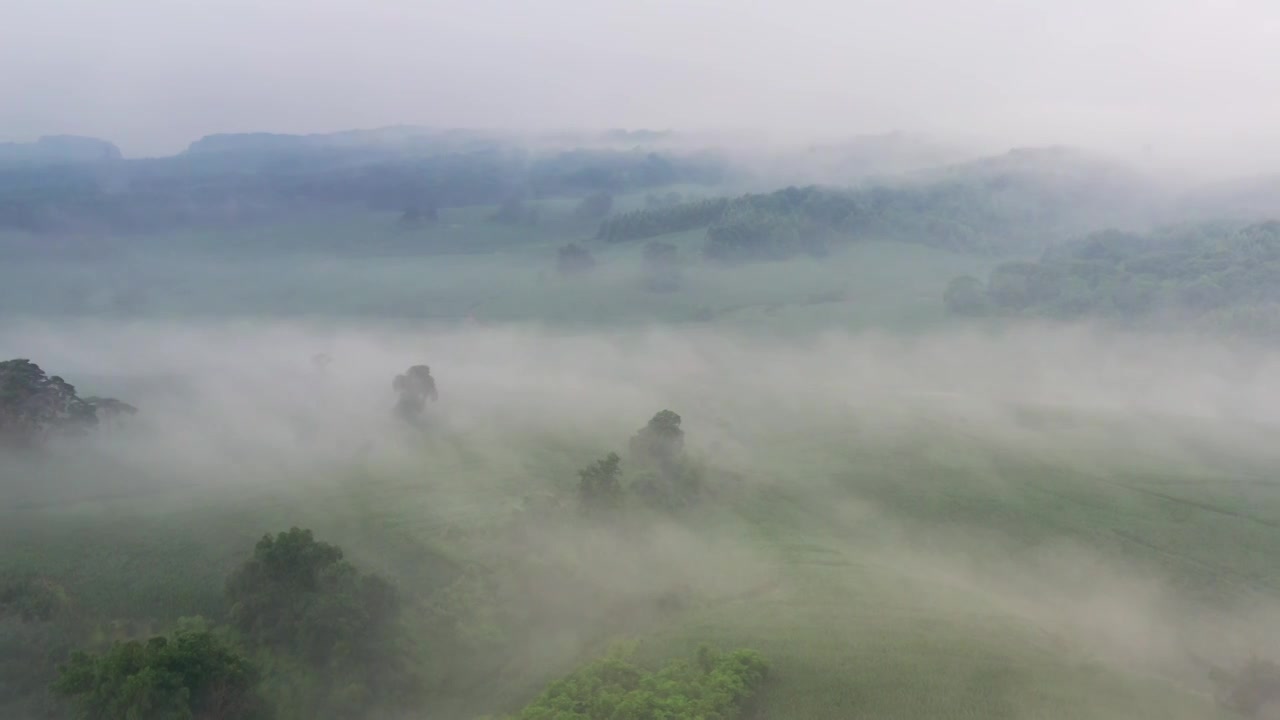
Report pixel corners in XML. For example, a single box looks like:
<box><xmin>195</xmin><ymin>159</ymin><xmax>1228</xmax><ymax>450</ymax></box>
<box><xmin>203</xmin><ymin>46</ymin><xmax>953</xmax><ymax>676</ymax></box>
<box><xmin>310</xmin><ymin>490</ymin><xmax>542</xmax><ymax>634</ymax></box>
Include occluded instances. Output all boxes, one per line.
<box><xmin>945</xmin><ymin>221</ymin><xmax>1280</xmax><ymax>333</ymax></box>
<box><xmin>577</xmin><ymin>411</ymin><xmax>703</xmax><ymax>515</ymax></box>
<box><xmin>0</xmin><ymin>359</ymin><xmax>135</xmax><ymax>447</ymax></box>
<box><xmin>0</xmin><ymin>140</ymin><xmax>727</xmax><ymax>236</ymax></box>
<box><xmin>506</xmin><ymin>645</ymin><xmax>768</xmax><ymax>720</ymax></box>
<box><xmin>52</xmin><ymin>529</ymin><xmax>410</xmax><ymax>720</ymax></box>
<box><xmin>393</xmin><ymin>365</ymin><xmax>438</xmax><ymax>425</ymax></box>
<box><xmin>53</xmin><ymin>621</ymin><xmax>271</xmax><ymax>720</ymax></box>
<box><xmin>596</xmin><ymin>198</ymin><xmax>730</xmax><ymax>243</ymax></box>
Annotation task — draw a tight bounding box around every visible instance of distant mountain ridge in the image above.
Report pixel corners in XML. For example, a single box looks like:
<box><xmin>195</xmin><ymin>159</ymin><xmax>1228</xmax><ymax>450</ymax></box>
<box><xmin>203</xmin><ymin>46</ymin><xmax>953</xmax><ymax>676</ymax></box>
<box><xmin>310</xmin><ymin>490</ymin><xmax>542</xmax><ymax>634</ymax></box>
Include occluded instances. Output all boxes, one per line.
<box><xmin>0</xmin><ymin>135</ymin><xmax>121</xmax><ymax>165</ymax></box>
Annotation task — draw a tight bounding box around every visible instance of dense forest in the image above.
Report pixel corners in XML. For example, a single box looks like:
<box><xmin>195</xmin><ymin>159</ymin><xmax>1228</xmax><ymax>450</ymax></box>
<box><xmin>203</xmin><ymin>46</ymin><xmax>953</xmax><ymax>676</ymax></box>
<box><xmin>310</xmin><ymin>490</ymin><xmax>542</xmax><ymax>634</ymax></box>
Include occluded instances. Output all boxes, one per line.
<box><xmin>945</xmin><ymin>220</ymin><xmax>1280</xmax><ymax>334</ymax></box>
<box><xmin>596</xmin><ymin>148</ymin><xmax>1176</xmax><ymax>263</ymax></box>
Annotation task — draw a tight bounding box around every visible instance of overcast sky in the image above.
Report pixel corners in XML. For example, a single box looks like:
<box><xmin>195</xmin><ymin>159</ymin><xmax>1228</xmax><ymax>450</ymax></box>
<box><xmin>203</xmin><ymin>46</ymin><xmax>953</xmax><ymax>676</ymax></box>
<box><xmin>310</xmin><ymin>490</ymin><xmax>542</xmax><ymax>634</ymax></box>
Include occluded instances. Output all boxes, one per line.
<box><xmin>4</xmin><ymin>0</ymin><xmax>1280</xmax><ymax>167</ymax></box>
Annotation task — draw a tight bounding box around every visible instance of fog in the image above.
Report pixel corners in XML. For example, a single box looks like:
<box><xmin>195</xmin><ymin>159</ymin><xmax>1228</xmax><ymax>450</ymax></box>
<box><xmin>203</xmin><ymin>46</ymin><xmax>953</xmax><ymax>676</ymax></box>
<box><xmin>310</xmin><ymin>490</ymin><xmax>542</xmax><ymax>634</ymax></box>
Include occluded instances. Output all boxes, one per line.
<box><xmin>5</xmin><ymin>0</ymin><xmax>1280</xmax><ymax>174</ymax></box>
<box><xmin>6</xmin><ymin>318</ymin><xmax>1280</xmax><ymax>700</ymax></box>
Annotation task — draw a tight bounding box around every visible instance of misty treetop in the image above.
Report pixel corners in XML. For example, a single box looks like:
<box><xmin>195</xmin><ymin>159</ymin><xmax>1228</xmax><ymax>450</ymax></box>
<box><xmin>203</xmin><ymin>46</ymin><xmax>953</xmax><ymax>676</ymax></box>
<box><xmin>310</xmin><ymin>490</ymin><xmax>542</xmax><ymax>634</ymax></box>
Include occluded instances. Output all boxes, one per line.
<box><xmin>575</xmin><ymin>410</ymin><xmax>704</xmax><ymax>515</ymax></box>
<box><xmin>225</xmin><ymin>528</ymin><xmax>401</xmax><ymax>669</ymax></box>
<box><xmin>393</xmin><ymin>364</ymin><xmax>438</xmax><ymax>425</ymax></box>
<box><xmin>0</xmin><ymin>359</ymin><xmax>135</xmax><ymax>446</ymax></box>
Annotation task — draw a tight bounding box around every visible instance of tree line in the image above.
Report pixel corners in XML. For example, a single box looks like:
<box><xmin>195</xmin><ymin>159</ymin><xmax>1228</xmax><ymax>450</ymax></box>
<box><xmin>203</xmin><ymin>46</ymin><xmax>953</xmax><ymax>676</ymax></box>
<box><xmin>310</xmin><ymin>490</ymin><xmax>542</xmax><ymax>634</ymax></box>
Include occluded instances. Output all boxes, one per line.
<box><xmin>943</xmin><ymin>220</ymin><xmax>1280</xmax><ymax>334</ymax></box>
<box><xmin>592</xmin><ymin>174</ymin><xmax>1127</xmax><ymax>264</ymax></box>
<box><xmin>0</xmin><ymin>144</ymin><xmax>727</xmax><ymax>236</ymax></box>
<box><xmin>0</xmin><ymin>359</ymin><xmax>135</xmax><ymax>447</ymax></box>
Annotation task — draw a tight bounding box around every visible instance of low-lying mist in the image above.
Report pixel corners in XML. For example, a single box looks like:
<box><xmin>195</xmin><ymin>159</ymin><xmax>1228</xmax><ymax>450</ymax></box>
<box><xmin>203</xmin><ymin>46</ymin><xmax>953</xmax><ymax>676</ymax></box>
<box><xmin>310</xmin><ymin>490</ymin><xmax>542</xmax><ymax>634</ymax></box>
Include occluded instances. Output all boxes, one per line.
<box><xmin>7</xmin><ymin>317</ymin><xmax>1280</xmax><ymax>715</ymax></box>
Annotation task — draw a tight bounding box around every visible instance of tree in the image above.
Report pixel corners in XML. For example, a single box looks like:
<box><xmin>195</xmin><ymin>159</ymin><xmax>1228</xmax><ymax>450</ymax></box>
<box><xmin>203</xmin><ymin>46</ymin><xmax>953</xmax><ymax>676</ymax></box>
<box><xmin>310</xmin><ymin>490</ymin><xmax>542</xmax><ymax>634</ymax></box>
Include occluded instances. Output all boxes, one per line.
<box><xmin>629</xmin><ymin>410</ymin><xmax>684</xmax><ymax>465</ymax></box>
<box><xmin>943</xmin><ymin>275</ymin><xmax>988</xmax><ymax>316</ymax></box>
<box><xmin>392</xmin><ymin>365</ymin><xmax>438</xmax><ymax>424</ymax></box>
<box><xmin>52</xmin><ymin>623</ymin><xmax>270</xmax><ymax>720</ymax></box>
<box><xmin>628</xmin><ymin>410</ymin><xmax>701</xmax><ymax>510</ymax></box>
<box><xmin>556</xmin><ymin>243</ymin><xmax>596</xmax><ymax>276</ymax></box>
<box><xmin>577</xmin><ymin>452</ymin><xmax>623</xmax><ymax>514</ymax></box>
<box><xmin>82</xmin><ymin>397</ymin><xmax>139</xmax><ymax>422</ymax></box>
<box><xmin>1</xmin><ymin>359</ymin><xmax>99</xmax><ymax>446</ymax></box>
<box><xmin>224</xmin><ymin>529</ymin><xmax>409</xmax><ymax>718</ymax></box>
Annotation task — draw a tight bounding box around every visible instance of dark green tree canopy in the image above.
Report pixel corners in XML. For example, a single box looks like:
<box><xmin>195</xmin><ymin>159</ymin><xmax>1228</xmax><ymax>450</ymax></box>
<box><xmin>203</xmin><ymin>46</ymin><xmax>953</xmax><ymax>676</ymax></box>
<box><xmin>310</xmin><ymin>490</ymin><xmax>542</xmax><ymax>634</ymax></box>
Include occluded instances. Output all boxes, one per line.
<box><xmin>52</xmin><ymin>624</ymin><xmax>270</xmax><ymax>720</ymax></box>
<box><xmin>0</xmin><ymin>359</ymin><xmax>132</xmax><ymax>446</ymax></box>
<box><xmin>225</xmin><ymin>528</ymin><xmax>400</xmax><ymax>667</ymax></box>
<box><xmin>509</xmin><ymin>645</ymin><xmax>767</xmax><ymax>720</ymax></box>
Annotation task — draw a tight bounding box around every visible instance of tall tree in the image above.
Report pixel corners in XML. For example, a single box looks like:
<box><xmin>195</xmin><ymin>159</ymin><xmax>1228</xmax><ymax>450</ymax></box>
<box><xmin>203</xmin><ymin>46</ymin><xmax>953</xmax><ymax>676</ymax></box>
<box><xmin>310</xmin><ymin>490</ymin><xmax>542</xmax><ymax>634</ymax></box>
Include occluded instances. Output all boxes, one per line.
<box><xmin>0</xmin><ymin>359</ymin><xmax>98</xmax><ymax>446</ymax></box>
<box><xmin>393</xmin><ymin>365</ymin><xmax>438</xmax><ymax>424</ymax></box>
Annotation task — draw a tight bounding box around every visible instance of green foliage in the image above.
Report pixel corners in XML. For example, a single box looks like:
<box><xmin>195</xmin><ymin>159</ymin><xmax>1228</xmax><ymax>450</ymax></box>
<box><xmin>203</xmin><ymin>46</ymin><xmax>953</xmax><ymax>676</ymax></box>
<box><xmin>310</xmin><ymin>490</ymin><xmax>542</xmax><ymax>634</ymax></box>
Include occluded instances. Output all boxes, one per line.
<box><xmin>0</xmin><ymin>137</ymin><xmax>727</xmax><ymax>236</ymax></box>
<box><xmin>627</xmin><ymin>410</ymin><xmax>703</xmax><ymax>511</ymax></box>
<box><xmin>0</xmin><ymin>570</ymin><xmax>71</xmax><ymax>623</ymax></box>
<box><xmin>0</xmin><ymin>570</ymin><xmax>81</xmax><ymax>718</ymax></box>
<box><xmin>628</xmin><ymin>410</ymin><xmax>685</xmax><ymax>465</ymax></box>
<box><xmin>597</xmin><ymin>198</ymin><xmax>730</xmax><ymax>243</ymax></box>
<box><xmin>578</xmin><ymin>452</ymin><xmax>624</xmax><ymax>515</ymax></box>
<box><xmin>0</xmin><ymin>359</ymin><xmax>99</xmax><ymax>445</ymax></box>
<box><xmin>52</xmin><ymin>623</ymin><xmax>270</xmax><ymax>720</ymax></box>
<box><xmin>705</xmin><ymin>203</ymin><xmax>827</xmax><ymax>264</ymax></box>
<box><xmin>224</xmin><ymin>528</ymin><xmax>411</xmax><ymax>718</ymax></box>
<box><xmin>509</xmin><ymin>645</ymin><xmax>767</xmax><ymax>720</ymax></box>
<box><xmin>950</xmin><ymin>221</ymin><xmax>1280</xmax><ymax>331</ymax></box>
<box><xmin>225</xmin><ymin>528</ymin><xmax>400</xmax><ymax>667</ymax></box>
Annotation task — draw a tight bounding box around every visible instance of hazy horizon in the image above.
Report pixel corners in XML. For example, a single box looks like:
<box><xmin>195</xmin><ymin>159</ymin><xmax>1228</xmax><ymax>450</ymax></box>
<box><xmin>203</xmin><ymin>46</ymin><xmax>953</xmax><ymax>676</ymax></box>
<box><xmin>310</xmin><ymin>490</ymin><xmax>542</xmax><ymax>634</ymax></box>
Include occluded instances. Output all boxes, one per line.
<box><xmin>6</xmin><ymin>0</ymin><xmax>1280</xmax><ymax>175</ymax></box>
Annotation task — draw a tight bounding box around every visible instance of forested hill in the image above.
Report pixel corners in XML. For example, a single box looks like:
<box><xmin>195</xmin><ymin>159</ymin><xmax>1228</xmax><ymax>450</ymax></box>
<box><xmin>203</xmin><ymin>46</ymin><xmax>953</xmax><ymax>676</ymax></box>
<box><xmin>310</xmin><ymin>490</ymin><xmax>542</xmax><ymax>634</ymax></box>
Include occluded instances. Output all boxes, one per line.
<box><xmin>598</xmin><ymin>149</ymin><xmax>1173</xmax><ymax>261</ymax></box>
<box><xmin>944</xmin><ymin>220</ymin><xmax>1280</xmax><ymax>335</ymax></box>
<box><xmin>0</xmin><ymin>130</ymin><xmax>730</xmax><ymax>236</ymax></box>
